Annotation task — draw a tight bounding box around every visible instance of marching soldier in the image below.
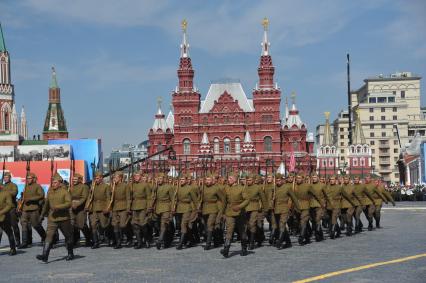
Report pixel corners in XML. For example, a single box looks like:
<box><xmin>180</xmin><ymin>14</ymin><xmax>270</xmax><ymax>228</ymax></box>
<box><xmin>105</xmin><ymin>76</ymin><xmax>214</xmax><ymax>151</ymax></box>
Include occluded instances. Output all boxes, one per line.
<box><xmin>130</xmin><ymin>172</ymin><xmax>152</xmax><ymax>249</ymax></box>
<box><xmin>172</xmin><ymin>174</ymin><xmax>198</xmax><ymax>250</ymax></box>
<box><xmin>148</xmin><ymin>173</ymin><xmax>174</xmax><ymax>250</ymax></box>
<box><xmin>199</xmin><ymin>173</ymin><xmax>225</xmax><ymax>250</ymax></box>
<box><xmin>0</xmin><ymin>184</ymin><xmax>17</xmax><ymax>255</ymax></box>
<box><xmin>364</xmin><ymin>175</ymin><xmax>387</xmax><ymax>231</ymax></box>
<box><xmin>86</xmin><ymin>171</ymin><xmax>111</xmax><ymax>249</ymax></box>
<box><xmin>69</xmin><ymin>173</ymin><xmax>92</xmax><ymax>247</ymax></box>
<box><xmin>293</xmin><ymin>173</ymin><xmax>322</xmax><ymax>245</ymax></box>
<box><xmin>3</xmin><ymin>172</ymin><xmax>20</xmax><ymax>246</ymax></box>
<box><xmin>352</xmin><ymin>176</ymin><xmax>375</xmax><ymax>233</ymax></box>
<box><xmin>19</xmin><ymin>172</ymin><xmax>46</xmax><ymax>248</ymax></box>
<box><xmin>341</xmin><ymin>176</ymin><xmax>359</xmax><ymax>236</ymax></box>
<box><xmin>272</xmin><ymin>174</ymin><xmax>300</xmax><ymax>249</ymax></box>
<box><xmin>309</xmin><ymin>174</ymin><xmax>327</xmax><ymax>241</ymax></box>
<box><xmin>37</xmin><ymin>174</ymin><xmax>74</xmax><ymax>263</ymax></box>
<box><xmin>263</xmin><ymin>174</ymin><xmax>278</xmax><ymax>245</ymax></box>
<box><xmin>374</xmin><ymin>179</ymin><xmax>395</xmax><ymax>228</ymax></box>
<box><xmin>110</xmin><ymin>171</ymin><xmax>131</xmax><ymax>249</ymax></box>
<box><xmin>220</xmin><ymin>173</ymin><xmax>249</xmax><ymax>258</ymax></box>
<box><xmin>245</xmin><ymin>174</ymin><xmax>267</xmax><ymax>250</ymax></box>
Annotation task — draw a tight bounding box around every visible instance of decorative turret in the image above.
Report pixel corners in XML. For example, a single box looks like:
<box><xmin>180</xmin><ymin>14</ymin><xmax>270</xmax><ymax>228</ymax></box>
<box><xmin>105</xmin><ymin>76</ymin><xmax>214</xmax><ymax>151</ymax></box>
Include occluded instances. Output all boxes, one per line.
<box><xmin>322</xmin><ymin>111</ymin><xmax>333</xmax><ymax>145</ymax></box>
<box><xmin>11</xmin><ymin>103</ymin><xmax>18</xmax><ymax>134</ymax></box>
<box><xmin>42</xmin><ymin>67</ymin><xmax>68</xmax><ymax>140</ymax></box>
<box><xmin>20</xmin><ymin>106</ymin><xmax>28</xmax><ymax>139</ymax></box>
<box><xmin>257</xmin><ymin>17</ymin><xmax>275</xmax><ymax>89</ymax></box>
<box><xmin>151</xmin><ymin>97</ymin><xmax>169</xmax><ymax>132</ymax></box>
<box><xmin>166</xmin><ymin>104</ymin><xmax>174</xmax><ymax>133</ymax></box>
<box><xmin>199</xmin><ymin>132</ymin><xmax>211</xmax><ymax>155</ymax></box>
<box><xmin>352</xmin><ymin>109</ymin><xmax>366</xmax><ymax>145</ymax></box>
<box><xmin>316</xmin><ymin>111</ymin><xmax>339</xmax><ymax>176</ymax></box>
<box><xmin>177</xmin><ymin>19</ymin><xmax>194</xmax><ymax>93</ymax></box>
<box><xmin>284</xmin><ymin>92</ymin><xmax>305</xmax><ymax>129</ymax></box>
<box><xmin>148</xmin><ymin>97</ymin><xmax>174</xmax><ymax>155</ymax></box>
<box><xmin>241</xmin><ymin>131</ymin><xmax>255</xmax><ymax>153</ymax></box>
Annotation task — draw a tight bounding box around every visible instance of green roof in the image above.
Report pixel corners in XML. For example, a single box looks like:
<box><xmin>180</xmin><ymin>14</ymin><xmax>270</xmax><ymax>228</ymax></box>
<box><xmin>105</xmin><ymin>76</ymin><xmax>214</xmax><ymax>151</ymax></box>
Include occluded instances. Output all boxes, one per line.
<box><xmin>0</xmin><ymin>23</ymin><xmax>6</xmax><ymax>52</ymax></box>
<box><xmin>21</xmin><ymin>140</ymin><xmax>49</xmax><ymax>145</ymax></box>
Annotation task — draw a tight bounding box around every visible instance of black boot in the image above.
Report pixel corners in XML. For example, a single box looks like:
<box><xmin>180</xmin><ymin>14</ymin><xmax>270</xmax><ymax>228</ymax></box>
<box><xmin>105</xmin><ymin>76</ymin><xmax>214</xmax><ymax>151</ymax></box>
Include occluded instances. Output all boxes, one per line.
<box><xmin>336</xmin><ymin>224</ymin><xmax>341</xmax><ymax>238</ymax></box>
<box><xmin>283</xmin><ymin>229</ymin><xmax>292</xmax><ymax>248</ymax></box>
<box><xmin>375</xmin><ymin>217</ymin><xmax>381</xmax><ymax>229</ymax></box>
<box><xmin>330</xmin><ymin>225</ymin><xmax>336</xmax><ymax>239</ymax></box>
<box><xmin>8</xmin><ymin>235</ymin><xmax>16</xmax><ymax>256</ymax></box>
<box><xmin>220</xmin><ymin>239</ymin><xmax>231</xmax><ymax>258</ymax></box>
<box><xmin>204</xmin><ymin>231</ymin><xmax>212</xmax><ymax>250</ymax></box>
<box><xmin>18</xmin><ymin>230</ymin><xmax>29</xmax><ymax>249</ymax></box>
<box><xmin>248</xmin><ymin>232</ymin><xmax>255</xmax><ymax>250</ymax></box>
<box><xmin>34</xmin><ymin>225</ymin><xmax>46</xmax><ymax>245</ymax></box>
<box><xmin>241</xmin><ymin>238</ymin><xmax>248</xmax><ymax>256</ymax></box>
<box><xmin>156</xmin><ymin>230</ymin><xmax>165</xmax><ymax>250</ymax></box>
<box><xmin>298</xmin><ymin>225</ymin><xmax>306</xmax><ymax>245</ymax></box>
<box><xmin>133</xmin><ymin>226</ymin><xmax>142</xmax><ymax>249</ymax></box>
<box><xmin>66</xmin><ymin>243</ymin><xmax>74</xmax><ymax>261</ymax></box>
<box><xmin>346</xmin><ymin>224</ymin><xmax>352</xmax><ymax>236</ymax></box>
<box><xmin>82</xmin><ymin>226</ymin><xmax>92</xmax><ymax>247</ymax></box>
<box><xmin>142</xmin><ymin>225</ymin><xmax>150</xmax><ymax>248</ymax></box>
<box><xmin>176</xmin><ymin>233</ymin><xmax>186</xmax><ymax>250</ymax></box>
<box><xmin>91</xmin><ymin>232</ymin><xmax>100</xmax><ymax>249</ymax></box>
<box><xmin>276</xmin><ymin>230</ymin><xmax>285</xmax><ymax>250</ymax></box>
<box><xmin>73</xmin><ymin>227</ymin><xmax>80</xmax><ymax>246</ymax></box>
<box><xmin>269</xmin><ymin>228</ymin><xmax>276</xmax><ymax>246</ymax></box>
<box><xmin>368</xmin><ymin>219</ymin><xmax>373</xmax><ymax>231</ymax></box>
<box><xmin>36</xmin><ymin>242</ymin><xmax>51</xmax><ymax>263</ymax></box>
<box><xmin>113</xmin><ymin>231</ymin><xmax>122</xmax><ymax>249</ymax></box>
<box><xmin>314</xmin><ymin>224</ymin><xmax>321</xmax><ymax>242</ymax></box>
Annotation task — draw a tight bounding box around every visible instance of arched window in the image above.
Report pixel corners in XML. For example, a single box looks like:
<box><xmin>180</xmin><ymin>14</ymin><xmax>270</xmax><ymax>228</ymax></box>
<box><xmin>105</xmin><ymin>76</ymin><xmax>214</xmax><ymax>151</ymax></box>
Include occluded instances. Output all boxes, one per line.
<box><xmin>264</xmin><ymin>136</ymin><xmax>272</xmax><ymax>152</ymax></box>
<box><xmin>224</xmin><ymin>138</ymin><xmax>231</xmax><ymax>153</ymax></box>
<box><xmin>235</xmin><ymin>137</ymin><xmax>241</xmax><ymax>153</ymax></box>
<box><xmin>214</xmin><ymin>138</ymin><xmax>219</xmax><ymax>154</ymax></box>
<box><xmin>4</xmin><ymin>111</ymin><xmax>9</xmax><ymax>131</ymax></box>
<box><xmin>1</xmin><ymin>103</ymin><xmax>11</xmax><ymax>131</ymax></box>
<box><xmin>183</xmin><ymin>139</ymin><xmax>191</xmax><ymax>155</ymax></box>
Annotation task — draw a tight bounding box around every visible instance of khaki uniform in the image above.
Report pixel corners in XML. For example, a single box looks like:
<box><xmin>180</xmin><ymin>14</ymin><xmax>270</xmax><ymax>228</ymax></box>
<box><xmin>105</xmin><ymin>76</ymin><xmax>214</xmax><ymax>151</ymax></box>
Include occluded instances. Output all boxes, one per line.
<box><xmin>88</xmin><ymin>183</ymin><xmax>111</xmax><ymax>233</ymax></box>
<box><xmin>245</xmin><ymin>184</ymin><xmax>267</xmax><ymax>233</ymax></box>
<box><xmin>130</xmin><ymin>181</ymin><xmax>151</xmax><ymax>226</ymax></box>
<box><xmin>173</xmin><ymin>184</ymin><xmax>198</xmax><ymax>233</ymax></box>
<box><xmin>294</xmin><ymin>183</ymin><xmax>322</xmax><ymax>228</ymax></box>
<box><xmin>223</xmin><ymin>184</ymin><xmax>249</xmax><ymax>241</ymax></box>
<box><xmin>309</xmin><ymin>182</ymin><xmax>327</xmax><ymax>225</ymax></box>
<box><xmin>21</xmin><ymin>183</ymin><xmax>46</xmax><ymax>243</ymax></box>
<box><xmin>353</xmin><ymin>183</ymin><xmax>375</xmax><ymax>229</ymax></box>
<box><xmin>273</xmin><ymin>184</ymin><xmax>300</xmax><ymax>232</ymax></box>
<box><xmin>0</xmin><ymin>189</ymin><xmax>16</xmax><ymax>249</ymax></box>
<box><xmin>150</xmin><ymin>183</ymin><xmax>174</xmax><ymax>236</ymax></box>
<box><xmin>3</xmin><ymin>181</ymin><xmax>20</xmax><ymax>244</ymax></box>
<box><xmin>70</xmin><ymin>183</ymin><xmax>89</xmax><ymax>229</ymax></box>
<box><xmin>264</xmin><ymin>182</ymin><xmax>277</xmax><ymax>230</ymax></box>
<box><xmin>341</xmin><ymin>184</ymin><xmax>359</xmax><ymax>227</ymax></box>
<box><xmin>201</xmin><ymin>184</ymin><xmax>225</xmax><ymax>232</ymax></box>
<box><xmin>111</xmin><ymin>182</ymin><xmax>130</xmax><ymax>229</ymax></box>
<box><xmin>40</xmin><ymin>186</ymin><xmax>73</xmax><ymax>245</ymax></box>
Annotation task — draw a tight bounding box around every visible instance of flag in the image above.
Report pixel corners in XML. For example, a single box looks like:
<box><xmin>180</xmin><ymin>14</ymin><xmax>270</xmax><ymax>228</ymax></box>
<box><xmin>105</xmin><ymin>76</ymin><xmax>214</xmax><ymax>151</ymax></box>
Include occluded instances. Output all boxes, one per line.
<box><xmin>289</xmin><ymin>152</ymin><xmax>296</xmax><ymax>173</ymax></box>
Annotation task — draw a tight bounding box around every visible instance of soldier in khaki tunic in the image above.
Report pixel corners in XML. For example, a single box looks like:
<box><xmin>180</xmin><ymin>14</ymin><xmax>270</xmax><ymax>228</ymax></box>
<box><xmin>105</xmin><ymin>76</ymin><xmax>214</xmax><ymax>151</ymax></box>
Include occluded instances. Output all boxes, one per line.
<box><xmin>352</xmin><ymin>176</ymin><xmax>375</xmax><ymax>233</ymax></box>
<box><xmin>373</xmin><ymin>179</ymin><xmax>395</xmax><ymax>228</ymax></box>
<box><xmin>263</xmin><ymin>174</ymin><xmax>277</xmax><ymax>245</ymax></box>
<box><xmin>293</xmin><ymin>173</ymin><xmax>323</xmax><ymax>245</ymax></box>
<box><xmin>244</xmin><ymin>174</ymin><xmax>267</xmax><ymax>250</ymax></box>
<box><xmin>3</xmin><ymin>172</ymin><xmax>20</xmax><ymax>246</ymax></box>
<box><xmin>272</xmin><ymin>174</ymin><xmax>300</xmax><ymax>249</ymax></box>
<box><xmin>199</xmin><ymin>174</ymin><xmax>225</xmax><ymax>250</ymax></box>
<box><xmin>0</xmin><ymin>184</ymin><xmax>17</xmax><ymax>255</ymax></box>
<box><xmin>172</xmin><ymin>174</ymin><xmax>198</xmax><ymax>250</ymax></box>
<box><xmin>109</xmin><ymin>171</ymin><xmax>131</xmax><ymax>249</ymax></box>
<box><xmin>37</xmin><ymin>174</ymin><xmax>74</xmax><ymax>263</ymax></box>
<box><xmin>220</xmin><ymin>174</ymin><xmax>249</xmax><ymax>258</ymax></box>
<box><xmin>309</xmin><ymin>174</ymin><xmax>327</xmax><ymax>241</ymax></box>
<box><xmin>86</xmin><ymin>171</ymin><xmax>111</xmax><ymax>249</ymax></box>
<box><xmin>341</xmin><ymin>176</ymin><xmax>359</xmax><ymax>236</ymax></box>
<box><xmin>69</xmin><ymin>173</ymin><xmax>91</xmax><ymax>246</ymax></box>
<box><xmin>148</xmin><ymin>174</ymin><xmax>174</xmax><ymax>250</ymax></box>
<box><xmin>363</xmin><ymin>175</ymin><xmax>387</xmax><ymax>231</ymax></box>
<box><xmin>19</xmin><ymin>172</ymin><xmax>46</xmax><ymax>248</ymax></box>
<box><xmin>130</xmin><ymin>172</ymin><xmax>151</xmax><ymax>249</ymax></box>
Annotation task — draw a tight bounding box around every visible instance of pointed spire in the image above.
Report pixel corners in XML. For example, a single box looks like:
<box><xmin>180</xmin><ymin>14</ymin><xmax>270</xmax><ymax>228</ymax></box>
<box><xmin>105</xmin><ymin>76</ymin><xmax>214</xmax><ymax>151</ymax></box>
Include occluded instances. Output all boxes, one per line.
<box><xmin>20</xmin><ymin>106</ymin><xmax>28</xmax><ymax>139</ymax></box>
<box><xmin>0</xmin><ymin>23</ymin><xmax>6</xmax><ymax>52</ymax></box>
<box><xmin>50</xmin><ymin>66</ymin><xmax>59</xmax><ymax>89</ymax></box>
<box><xmin>285</xmin><ymin>97</ymin><xmax>289</xmax><ymax>121</ymax></box>
<box><xmin>156</xmin><ymin>97</ymin><xmax>163</xmax><ymax>116</ymax></box>
<box><xmin>352</xmin><ymin>109</ymin><xmax>366</xmax><ymax>144</ymax></box>
<box><xmin>322</xmin><ymin>112</ymin><xmax>333</xmax><ymax>146</ymax></box>
<box><xmin>261</xmin><ymin>17</ymin><xmax>270</xmax><ymax>56</ymax></box>
<box><xmin>242</xmin><ymin>131</ymin><xmax>255</xmax><ymax>153</ymax></box>
<box><xmin>180</xmin><ymin>19</ymin><xmax>189</xmax><ymax>58</ymax></box>
<box><xmin>201</xmin><ymin>132</ymin><xmax>209</xmax><ymax>144</ymax></box>
<box><xmin>11</xmin><ymin>103</ymin><xmax>18</xmax><ymax>134</ymax></box>
<box><xmin>244</xmin><ymin>131</ymin><xmax>252</xmax><ymax>143</ymax></box>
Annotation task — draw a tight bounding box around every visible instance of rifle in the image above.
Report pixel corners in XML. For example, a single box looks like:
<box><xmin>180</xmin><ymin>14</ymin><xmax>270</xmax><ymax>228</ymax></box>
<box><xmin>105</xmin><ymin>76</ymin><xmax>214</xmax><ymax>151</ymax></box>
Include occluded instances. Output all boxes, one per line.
<box><xmin>106</xmin><ymin>160</ymin><xmax>116</xmax><ymax>212</ymax></box>
<box><xmin>49</xmin><ymin>157</ymin><xmax>55</xmax><ymax>189</ymax></box>
<box><xmin>1</xmin><ymin>158</ymin><xmax>5</xmax><ymax>185</ymax></box>
<box><xmin>197</xmin><ymin>172</ymin><xmax>205</xmax><ymax>212</ymax></box>
<box><xmin>69</xmin><ymin>158</ymin><xmax>75</xmax><ymax>192</ymax></box>
<box><xmin>84</xmin><ymin>160</ymin><xmax>97</xmax><ymax>211</ymax></box>
<box><xmin>17</xmin><ymin>160</ymin><xmax>31</xmax><ymax>212</ymax></box>
<box><xmin>128</xmin><ymin>152</ymin><xmax>134</xmax><ymax>208</ymax></box>
<box><xmin>172</xmin><ymin>160</ymin><xmax>181</xmax><ymax>212</ymax></box>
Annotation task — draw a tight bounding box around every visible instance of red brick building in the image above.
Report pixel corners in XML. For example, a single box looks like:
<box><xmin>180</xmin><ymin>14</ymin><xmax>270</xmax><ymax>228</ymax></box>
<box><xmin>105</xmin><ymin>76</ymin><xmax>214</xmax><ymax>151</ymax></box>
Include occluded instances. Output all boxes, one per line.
<box><xmin>148</xmin><ymin>20</ymin><xmax>315</xmax><ymax>175</ymax></box>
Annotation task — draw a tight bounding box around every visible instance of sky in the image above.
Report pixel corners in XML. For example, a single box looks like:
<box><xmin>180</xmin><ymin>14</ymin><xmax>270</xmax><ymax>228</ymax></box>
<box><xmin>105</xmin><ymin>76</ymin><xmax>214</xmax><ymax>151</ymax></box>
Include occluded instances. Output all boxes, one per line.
<box><xmin>1</xmin><ymin>0</ymin><xmax>425</xmax><ymax>156</ymax></box>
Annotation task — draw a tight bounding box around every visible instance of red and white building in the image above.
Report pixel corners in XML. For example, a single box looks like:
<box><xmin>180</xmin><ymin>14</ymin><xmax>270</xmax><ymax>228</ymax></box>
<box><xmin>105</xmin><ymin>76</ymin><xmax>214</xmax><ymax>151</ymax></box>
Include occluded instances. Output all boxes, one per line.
<box><xmin>148</xmin><ymin>20</ymin><xmax>315</xmax><ymax>175</ymax></box>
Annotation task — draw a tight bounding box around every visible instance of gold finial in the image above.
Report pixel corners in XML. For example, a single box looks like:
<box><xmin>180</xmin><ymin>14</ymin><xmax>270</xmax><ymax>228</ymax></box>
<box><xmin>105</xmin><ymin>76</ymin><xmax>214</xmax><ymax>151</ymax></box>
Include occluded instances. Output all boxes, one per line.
<box><xmin>181</xmin><ymin>19</ymin><xmax>188</xmax><ymax>32</ymax></box>
<box><xmin>157</xmin><ymin>96</ymin><xmax>163</xmax><ymax>108</ymax></box>
<box><xmin>324</xmin><ymin>112</ymin><xmax>330</xmax><ymax>119</ymax></box>
<box><xmin>262</xmin><ymin>17</ymin><xmax>269</xmax><ymax>31</ymax></box>
<box><xmin>290</xmin><ymin>91</ymin><xmax>296</xmax><ymax>104</ymax></box>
